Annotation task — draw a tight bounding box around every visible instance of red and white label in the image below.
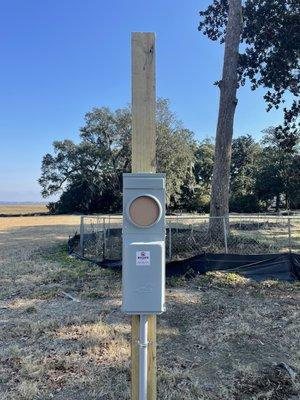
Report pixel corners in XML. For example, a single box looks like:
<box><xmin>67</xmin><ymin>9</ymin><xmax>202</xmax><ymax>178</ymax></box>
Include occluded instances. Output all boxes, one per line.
<box><xmin>136</xmin><ymin>251</ymin><xmax>151</xmax><ymax>266</ymax></box>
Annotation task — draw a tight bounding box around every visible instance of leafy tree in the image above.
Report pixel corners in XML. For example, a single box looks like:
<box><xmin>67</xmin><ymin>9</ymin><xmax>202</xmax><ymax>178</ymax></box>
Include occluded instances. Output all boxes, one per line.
<box><xmin>199</xmin><ymin>0</ymin><xmax>300</xmax><ymax>125</ymax></box>
<box><xmin>186</xmin><ymin>139</ymin><xmax>215</xmax><ymax>212</ymax></box>
<box><xmin>199</xmin><ymin>0</ymin><xmax>300</xmax><ymax>218</ymax></box>
<box><xmin>194</xmin><ymin>139</ymin><xmax>215</xmax><ymax>188</ymax></box>
<box><xmin>255</xmin><ymin>127</ymin><xmax>300</xmax><ymax>210</ymax></box>
<box><xmin>156</xmin><ymin>99</ymin><xmax>196</xmax><ymax>208</ymax></box>
<box><xmin>39</xmin><ymin>106</ymin><xmax>131</xmax><ymax>213</ymax></box>
<box><xmin>289</xmin><ymin>155</ymin><xmax>300</xmax><ymax>208</ymax></box>
<box><xmin>39</xmin><ymin>99</ymin><xmax>196</xmax><ymax>213</ymax></box>
<box><xmin>255</xmin><ymin>154</ymin><xmax>282</xmax><ymax>210</ymax></box>
<box><xmin>182</xmin><ymin>139</ymin><xmax>215</xmax><ymax>212</ymax></box>
<box><xmin>231</xmin><ymin>135</ymin><xmax>260</xmax><ymax>195</ymax></box>
<box><xmin>229</xmin><ymin>135</ymin><xmax>261</xmax><ymax>212</ymax></box>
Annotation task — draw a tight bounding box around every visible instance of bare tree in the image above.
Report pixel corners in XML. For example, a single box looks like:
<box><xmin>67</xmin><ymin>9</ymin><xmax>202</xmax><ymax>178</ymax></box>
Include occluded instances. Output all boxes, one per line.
<box><xmin>209</xmin><ymin>0</ymin><xmax>242</xmax><ymax>225</ymax></box>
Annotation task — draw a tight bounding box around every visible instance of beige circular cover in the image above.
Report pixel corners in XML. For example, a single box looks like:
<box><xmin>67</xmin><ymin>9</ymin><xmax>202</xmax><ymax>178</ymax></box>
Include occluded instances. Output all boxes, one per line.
<box><xmin>129</xmin><ymin>196</ymin><xmax>160</xmax><ymax>227</ymax></box>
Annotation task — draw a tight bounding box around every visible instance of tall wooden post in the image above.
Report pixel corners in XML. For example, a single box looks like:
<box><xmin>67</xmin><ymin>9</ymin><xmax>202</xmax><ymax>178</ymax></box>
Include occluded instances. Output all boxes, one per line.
<box><xmin>131</xmin><ymin>32</ymin><xmax>157</xmax><ymax>400</ymax></box>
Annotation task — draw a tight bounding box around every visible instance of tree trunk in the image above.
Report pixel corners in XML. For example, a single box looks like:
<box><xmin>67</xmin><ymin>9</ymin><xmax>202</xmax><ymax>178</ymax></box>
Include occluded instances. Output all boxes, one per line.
<box><xmin>285</xmin><ymin>192</ymin><xmax>289</xmax><ymax>210</ymax></box>
<box><xmin>209</xmin><ymin>0</ymin><xmax>242</xmax><ymax>235</ymax></box>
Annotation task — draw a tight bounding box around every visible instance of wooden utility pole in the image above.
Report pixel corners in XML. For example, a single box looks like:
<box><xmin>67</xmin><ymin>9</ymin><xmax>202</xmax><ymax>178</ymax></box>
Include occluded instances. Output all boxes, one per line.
<box><xmin>131</xmin><ymin>32</ymin><xmax>157</xmax><ymax>400</ymax></box>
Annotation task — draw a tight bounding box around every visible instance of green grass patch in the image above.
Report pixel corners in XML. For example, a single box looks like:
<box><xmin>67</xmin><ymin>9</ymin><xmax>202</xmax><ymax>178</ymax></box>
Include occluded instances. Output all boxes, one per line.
<box><xmin>30</xmin><ymin>287</ymin><xmax>59</xmax><ymax>300</ymax></box>
<box><xmin>195</xmin><ymin>271</ymin><xmax>250</xmax><ymax>288</ymax></box>
<box><xmin>166</xmin><ymin>275</ymin><xmax>188</xmax><ymax>287</ymax></box>
<box><xmin>41</xmin><ymin>244</ymin><xmax>86</xmax><ymax>268</ymax></box>
<box><xmin>39</xmin><ymin>243</ymin><xmax>122</xmax><ymax>294</ymax></box>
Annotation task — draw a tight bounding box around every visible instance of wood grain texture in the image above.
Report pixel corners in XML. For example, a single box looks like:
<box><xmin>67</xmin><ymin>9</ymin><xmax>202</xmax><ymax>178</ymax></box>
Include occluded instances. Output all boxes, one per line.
<box><xmin>131</xmin><ymin>315</ymin><xmax>140</xmax><ymax>400</ymax></box>
<box><xmin>131</xmin><ymin>32</ymin><xmax>156</xmax><ymax>173</ymax></box>
<box><xmin>147</xmin><ymin>315</ymin><xmax>157</xmax><ymax>399</ymax></box>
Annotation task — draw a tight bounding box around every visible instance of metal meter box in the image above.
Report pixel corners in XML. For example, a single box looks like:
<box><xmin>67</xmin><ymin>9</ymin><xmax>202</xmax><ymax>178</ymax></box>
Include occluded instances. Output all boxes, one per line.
<box><xmin>122</xmin><ymin>173</ymin><xmax>166</xmax><ymax>314</ymax></box>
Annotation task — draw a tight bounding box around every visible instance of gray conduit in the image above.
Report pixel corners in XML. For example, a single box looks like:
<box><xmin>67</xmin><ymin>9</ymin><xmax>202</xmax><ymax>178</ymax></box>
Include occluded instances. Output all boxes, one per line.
<box><xmin>139</xmin><ymin>314</ymin><xmax>148</xmax><ymax>400</ymax></box>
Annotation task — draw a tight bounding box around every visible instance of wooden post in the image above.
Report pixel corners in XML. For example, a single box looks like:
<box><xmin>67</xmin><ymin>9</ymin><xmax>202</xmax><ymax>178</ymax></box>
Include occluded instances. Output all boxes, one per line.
<box><xmin>132</xmin><ymin>32</ymin><xmax>156</xmax><ymax>174</ymax></box>
<box><xmin>147</xmin><ymin>315</ymin><xmax>157</xmax><ymax>398</ymax></box>
<box><xmin>131</xmin><ymin>32</ymin><xmax>157</xmax><ymax>400</ymax></box>
<box><xmin>131</xmin><ymin>315</ymin><xmax>140</xmax><ymax>400</ymax></box>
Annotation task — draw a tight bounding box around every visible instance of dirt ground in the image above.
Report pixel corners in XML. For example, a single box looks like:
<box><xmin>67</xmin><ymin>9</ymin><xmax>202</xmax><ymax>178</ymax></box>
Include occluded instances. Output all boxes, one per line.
<box><xmin>0</xmin><ymin>216</ymin><xmax>299</xmax><ymax>399</ymax></box>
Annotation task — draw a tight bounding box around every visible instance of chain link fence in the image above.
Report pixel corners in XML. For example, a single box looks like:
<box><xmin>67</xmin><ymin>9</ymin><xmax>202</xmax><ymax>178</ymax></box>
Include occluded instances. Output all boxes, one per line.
<box><xmin>70</xmin><ymin>215</ymin><xmax>300</xmax><ymax>262</ymax></box>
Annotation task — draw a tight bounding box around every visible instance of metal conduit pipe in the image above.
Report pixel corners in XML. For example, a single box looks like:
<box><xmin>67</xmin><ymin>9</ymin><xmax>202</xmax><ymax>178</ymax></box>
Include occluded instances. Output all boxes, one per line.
<box><xmin>139</xmin><ymin>315</ymin><xmax>148</xmax><ymax>400</ymax></box>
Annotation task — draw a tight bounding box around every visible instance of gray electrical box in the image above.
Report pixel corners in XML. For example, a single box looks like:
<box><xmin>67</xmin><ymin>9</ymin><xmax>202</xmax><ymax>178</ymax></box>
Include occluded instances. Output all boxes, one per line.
<box><xmin>122</xmin><ymin>173</ymin><xmax>166</xmax><ymax>314</ymax></box>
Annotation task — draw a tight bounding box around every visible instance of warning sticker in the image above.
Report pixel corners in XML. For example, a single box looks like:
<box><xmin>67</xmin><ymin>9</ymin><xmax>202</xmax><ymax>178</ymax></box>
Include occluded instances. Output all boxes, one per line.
<box><xmin>136</xmin><ymin>251</ymin><xmax>151</xmax><ymax>266</ymax></box>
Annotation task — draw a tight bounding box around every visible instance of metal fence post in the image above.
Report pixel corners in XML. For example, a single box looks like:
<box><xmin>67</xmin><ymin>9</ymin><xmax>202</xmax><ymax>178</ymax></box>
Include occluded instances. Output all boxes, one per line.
<box><xmin>103</xmin><ymin>217</ymin><xmax>106</xmax><ymax>260</ymax></box>
<box><xmin>168</xmin><ymin>225</ymin><xmax>172</xmax><ymax>261</ymax></box>
<box><xmin>223</xmin><ymin>216</ymin><xmax>228</xmax><ymax>254</ymax></box>
<box><xmin>79</xmin><ymin>216</ymin><xmax>84</xmax><ymax>257</ymax></box>
<box><xmin>95</xmin><ymin>217</ymin><xmax>99</xmax><ymax>258</ymax></box>
<box><xmin>288</xmin><ymin>217</ymin><xmax>291</xmax><ymax>253</ymax></box>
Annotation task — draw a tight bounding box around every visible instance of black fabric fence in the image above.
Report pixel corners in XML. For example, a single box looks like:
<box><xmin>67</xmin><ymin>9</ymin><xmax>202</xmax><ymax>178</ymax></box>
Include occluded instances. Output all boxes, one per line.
<box><xmin>166</xmin><ymin>252</ymin><xmax>300</xmax><ymax>281</ymax></box>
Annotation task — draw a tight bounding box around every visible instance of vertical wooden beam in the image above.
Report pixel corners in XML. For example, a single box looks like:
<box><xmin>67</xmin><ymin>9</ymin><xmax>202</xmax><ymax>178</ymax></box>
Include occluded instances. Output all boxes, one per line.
<box><xmin>131</xmin><ymin>32</ymin><xmax>156</xmax><ymax>173</ymax></box>
<box><xmin>131</xmin><ymin>315</ymin><xmax>140</xmax><ymax>400</ymax></box>
<box><xmin>147</xmin><ymin>315</ymin><xmax>157</xmax><ymax>399</ymax></box>
<box><xmin>131</xmin><ymin>32</ymin><xmax>157</xmax><ymax>400</ymax></box>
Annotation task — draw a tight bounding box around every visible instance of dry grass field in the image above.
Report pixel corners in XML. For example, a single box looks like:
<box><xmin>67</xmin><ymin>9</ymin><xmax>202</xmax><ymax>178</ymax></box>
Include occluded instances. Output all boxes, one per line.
<box><xmin>0</xmin><ymin>203</ymin><xmax>48</xmax><ymax>216</ymax></box>
<box><xmin>0</xmin><ymin>216</ymin><xmax>299</xmax><ymax>399</ymax></box>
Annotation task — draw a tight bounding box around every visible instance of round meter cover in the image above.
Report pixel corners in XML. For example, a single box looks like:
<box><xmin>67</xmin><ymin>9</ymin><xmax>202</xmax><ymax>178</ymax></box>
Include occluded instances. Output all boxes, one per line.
<box><xmin>129</xmin><ymin>195</ymin><xmax>161</xmax><ymax>227</ymax></box>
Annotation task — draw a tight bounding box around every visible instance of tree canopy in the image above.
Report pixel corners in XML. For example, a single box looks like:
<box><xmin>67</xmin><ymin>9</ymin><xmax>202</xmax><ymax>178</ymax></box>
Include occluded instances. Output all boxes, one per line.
<box><xmin>40</xmin><ymin>103</ymin><xmax>300</xmax><ymax>214</ymax></box>
<box><xmin>199</xmin><ymin>0</ymin><xmax>300</xmax><ymax>128</ymax></box>
<box><xmin>255</xmin><ymin>127</ymin><xmax>300</xmax><ymax>210</ymax></box>
<box><xmin>39</xmin><ymin>99</ymin><xmax>196</xmax><ymax>213</ymax></box>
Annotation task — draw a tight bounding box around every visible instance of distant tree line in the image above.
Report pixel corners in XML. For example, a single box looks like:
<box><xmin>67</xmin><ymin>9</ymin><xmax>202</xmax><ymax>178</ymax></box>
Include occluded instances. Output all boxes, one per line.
<box><xmin>39</xmin><ymin>99</ymin><xmax>300</xmax><ymax>214</ymax></box>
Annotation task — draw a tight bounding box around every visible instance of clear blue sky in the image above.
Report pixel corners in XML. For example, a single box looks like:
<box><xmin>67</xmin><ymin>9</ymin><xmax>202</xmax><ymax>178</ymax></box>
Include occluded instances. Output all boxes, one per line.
<box><xmin>0</xmin><ymin>0</ymin><xmax>286</xmax><ymax>202</ymax></box>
